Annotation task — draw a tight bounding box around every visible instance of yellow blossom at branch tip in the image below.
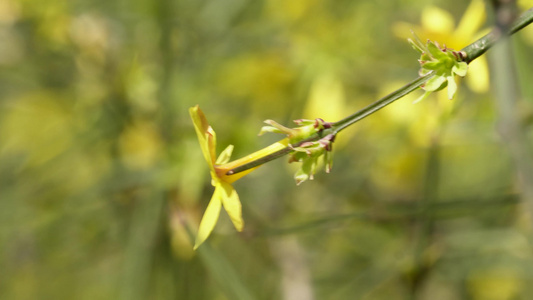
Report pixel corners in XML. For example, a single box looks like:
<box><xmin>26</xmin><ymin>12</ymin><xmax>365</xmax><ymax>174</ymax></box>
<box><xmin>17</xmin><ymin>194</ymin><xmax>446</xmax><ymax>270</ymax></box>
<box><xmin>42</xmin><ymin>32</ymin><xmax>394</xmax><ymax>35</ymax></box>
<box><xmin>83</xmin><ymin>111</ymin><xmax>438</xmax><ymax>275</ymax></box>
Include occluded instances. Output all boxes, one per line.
<box><xmin>189</xmin><ymin>105</ymin><xmax>288</xmax><ymax>249</ymax></box>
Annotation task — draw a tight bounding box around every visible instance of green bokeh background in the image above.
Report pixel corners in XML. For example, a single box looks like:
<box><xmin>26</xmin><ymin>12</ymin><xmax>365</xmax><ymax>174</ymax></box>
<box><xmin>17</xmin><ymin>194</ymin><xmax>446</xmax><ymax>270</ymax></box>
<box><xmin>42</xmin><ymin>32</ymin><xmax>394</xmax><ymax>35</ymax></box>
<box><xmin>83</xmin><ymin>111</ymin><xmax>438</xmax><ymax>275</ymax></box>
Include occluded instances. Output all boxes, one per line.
<box><xmin>1</xmin><ymin>0</ymin><xmax>533</xmax><ymax>299</ymax></box>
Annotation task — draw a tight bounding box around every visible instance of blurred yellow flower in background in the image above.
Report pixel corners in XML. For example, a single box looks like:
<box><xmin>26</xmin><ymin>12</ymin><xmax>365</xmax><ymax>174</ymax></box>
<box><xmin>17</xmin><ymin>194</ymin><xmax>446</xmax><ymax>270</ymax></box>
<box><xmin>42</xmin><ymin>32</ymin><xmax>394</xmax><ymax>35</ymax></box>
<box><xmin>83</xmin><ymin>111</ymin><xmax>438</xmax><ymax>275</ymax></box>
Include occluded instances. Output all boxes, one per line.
<box><xmin>519</xmin><ymin>0</ymin><xmax>533</xmax><ymax>10</ymax></box>
<box><xmin>393</xmin><ymin>0</ymin><xmax>490</xmax><ymax>94</ymax></box>
<box><xmin>518</xmin><ymin>0</ymin><xmax>533</xmax><ymax>46</ymax></box>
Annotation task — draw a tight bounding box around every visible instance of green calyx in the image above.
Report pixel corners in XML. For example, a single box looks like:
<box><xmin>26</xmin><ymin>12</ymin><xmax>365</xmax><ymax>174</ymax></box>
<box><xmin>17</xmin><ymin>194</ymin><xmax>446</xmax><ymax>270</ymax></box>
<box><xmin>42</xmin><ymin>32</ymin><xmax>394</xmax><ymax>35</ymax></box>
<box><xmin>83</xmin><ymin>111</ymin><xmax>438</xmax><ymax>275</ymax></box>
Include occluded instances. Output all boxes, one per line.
<box><xmin>290</xmin><ymin>134</ymin><xmax>335</xmax><ymax>185</ymax></box>
<box><xmin>259</xmin><ymin>118</ymin><xmax>331</xmax><ymax>143</ymax></box>
<box><xmin>408</xmin><ymin>32</ymin><xmax>468</xmax><ymax>103</ymax></box>
<box><xmin>259</xmin><ymin>118</ymin><xmax>335</xmax><ymax>184</ymax></box>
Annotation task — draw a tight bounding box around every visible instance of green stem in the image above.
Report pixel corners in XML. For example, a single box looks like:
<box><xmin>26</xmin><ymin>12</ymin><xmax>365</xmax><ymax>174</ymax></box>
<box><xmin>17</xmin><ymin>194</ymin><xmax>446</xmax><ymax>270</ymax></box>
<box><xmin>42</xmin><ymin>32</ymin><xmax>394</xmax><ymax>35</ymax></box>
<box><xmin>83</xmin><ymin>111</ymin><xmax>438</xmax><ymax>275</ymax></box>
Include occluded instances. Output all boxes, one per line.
<box><xmin>227</xmin><ymin>7</ymin><xmax>533</xmax><ymax>176</ymax></box>
<box><xmin>331</xmin><ymin>73</ymin><xmax>433</xmax><ymax>133</ymax></box>
<box><xmin>462</xmin><ymin>8</ymin><xmax>533</xmax><ymax>63</ymax></box>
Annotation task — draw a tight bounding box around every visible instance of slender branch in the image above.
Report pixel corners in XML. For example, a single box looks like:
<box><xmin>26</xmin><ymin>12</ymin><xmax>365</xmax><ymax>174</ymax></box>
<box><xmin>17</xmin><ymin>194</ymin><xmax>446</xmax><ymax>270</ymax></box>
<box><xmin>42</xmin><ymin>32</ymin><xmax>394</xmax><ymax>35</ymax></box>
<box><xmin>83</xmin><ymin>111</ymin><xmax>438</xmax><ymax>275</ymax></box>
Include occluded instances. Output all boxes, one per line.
<box><xmin>462</xmin><ymin>8</ymin><xmax>533</xmax><ymax>63</ymax></box>
<box><xmin>227</xmin><ymin>7</ymin><xmax>533</xmax><ymax>176</ymax></box>
<box><xmin>510</xmin><ymin>7</ymin><xmax>533</xmax><ymax>33</ymax></box>
<box><xmin>331</xmin><ymin>73</ymin><xmax>433</xmax><ymax>133</ymax></box>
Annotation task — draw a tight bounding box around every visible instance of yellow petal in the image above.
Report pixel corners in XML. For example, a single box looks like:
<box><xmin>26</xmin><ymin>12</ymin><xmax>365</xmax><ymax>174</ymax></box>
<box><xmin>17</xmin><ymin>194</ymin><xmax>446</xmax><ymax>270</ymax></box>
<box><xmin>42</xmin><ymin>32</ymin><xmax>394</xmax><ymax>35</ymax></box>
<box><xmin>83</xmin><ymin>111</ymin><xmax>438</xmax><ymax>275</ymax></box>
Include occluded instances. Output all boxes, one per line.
<box><xmin>189</xmin><ymin>105</ymin><xmax>208</xmax><ymax>135</ymax></box>
<box><xmin>455</xmin><ymin>0</ymin><xmax>486</xmax><ymax>42</ymax></box>
<box><xmin>304</xmin><ymin>74</ymin><xmax>346</xmax><ymax>122</ymax></box>
<box><xmin>189</xmin><ymin>105</ymin><xmax>216</xmax><ymax>170</ymax></box>
<box><xmin>193</xmin><ymin>186</ymin><xmax>223</xmax><ymax>250</ymax></box>
<box><xmin>207</xmin><ymin>127</ymin><xmax>217</xmax><ymax>166</ymax></box>
<box><xmin>519</xmin><ymin>0</ymin><xmax>533</xmax><ymax>10</ymax></box>
<box><xmin>391</xmin><ymin>22</ymin><xmax>421</xmax><ymax>40</ymax></box>
<box><xmin>219</xmin><ymin>180</ymin><xmax>244</xmax><ymax>232</ymax></box>
<box><xmin>466</xmin><ymin>57</ymin><xmax>489</xmax><ymax>93</ymax></box>
<box><xmin>421</xmin><ymin>6</ymin><xmax>455</xmax><ymax>35</ymax></box>
<box><xmin>216</xmin><ymin>144</ymin><xmax>234</xmax><ymax>165</ymax></box>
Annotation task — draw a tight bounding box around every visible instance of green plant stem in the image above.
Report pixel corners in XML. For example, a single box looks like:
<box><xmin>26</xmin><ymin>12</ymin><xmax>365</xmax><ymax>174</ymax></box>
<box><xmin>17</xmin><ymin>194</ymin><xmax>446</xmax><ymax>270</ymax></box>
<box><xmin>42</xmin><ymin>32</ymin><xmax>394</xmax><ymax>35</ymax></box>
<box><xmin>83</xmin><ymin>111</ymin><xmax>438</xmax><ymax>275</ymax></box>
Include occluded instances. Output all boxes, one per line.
<box><xmin>331</xmin><ymin>73</ymin><xmax>433</xmax><ymax>133</ymax></box>
<box><xmin>462</xmin><ymin>7</ymin><xmax>533</xmax><ymax>63</ymax></box>
<box><xmin>227</xmin><ymin>7</ymin><xmax>533</xmax><ymax>176</ymax></box>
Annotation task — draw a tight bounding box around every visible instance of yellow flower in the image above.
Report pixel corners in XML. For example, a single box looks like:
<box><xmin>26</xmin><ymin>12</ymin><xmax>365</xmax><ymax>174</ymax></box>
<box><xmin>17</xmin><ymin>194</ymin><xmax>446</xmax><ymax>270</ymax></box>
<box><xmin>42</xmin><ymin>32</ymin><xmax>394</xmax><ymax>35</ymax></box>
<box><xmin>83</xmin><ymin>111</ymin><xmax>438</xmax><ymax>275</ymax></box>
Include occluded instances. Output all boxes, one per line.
<box><xmin>393</xmin><ymin>0</ymin><xmax>490</xmax><ymax>94</ymax></box>
<box><xmin>189</xmin><ymin>105</ymin><xmax>288</xmax><ymax>249</ymax></box>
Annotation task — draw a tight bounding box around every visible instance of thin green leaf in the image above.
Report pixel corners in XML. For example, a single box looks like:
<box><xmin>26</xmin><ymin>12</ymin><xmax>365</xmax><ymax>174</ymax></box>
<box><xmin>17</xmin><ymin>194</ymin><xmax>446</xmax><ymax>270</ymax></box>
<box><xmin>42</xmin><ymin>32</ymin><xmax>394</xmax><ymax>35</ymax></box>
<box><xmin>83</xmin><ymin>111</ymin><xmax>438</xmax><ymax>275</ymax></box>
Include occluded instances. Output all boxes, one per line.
<box><xmin>427</xmin><ymin>42</ymin><xmax>447</xmax><ymax>60</ymax></box>
<box><xmin>324</xmin><ymin>150</ymin><xmax>333</xmax><ymax>173</ymax></box>
<box><xmin>294</xmin><ymin>169</ymin><xmax>310</xmax><ymax>185</ymax></box>
<box><xmin>409</xmin><ymin>30</ymin><xmax>426</xmax><ymax>52</ymax></box>
<box><xmin>295</xmin><ymin>156</ymin><xmax>316</xmax><ymax>185</ymax></box>
<box><xmin>408</xmin><ymin>38</ymin><xmax>424</xmax><ymax>53</ymax></box>
<box><xmin>453</xmin><ymin>62</ymin><xmax>468</xmax><ymax>76</ymax></box>
<box><xmin>413</xmin><ymin>91</ymin><xmax>430</xmax><ymax>104</ymax></box>
<box><xmin>424</xmin><ymin>75</ymin><xmax>447</xmax><ymax>91</ymax></box>
<box><xmin>422</xmin><ymin>60</ymin><xmax>444</xmax><ymax>71</ymax></box>
<box><xmin>258</xmin><ymin>125</ymin><xmax>284</xmax><ymax>136</ymax></box>
<box><xmin>447</xmin><ymin>75</ymin><xmax>457</xmax><ymax>99</ymax></box>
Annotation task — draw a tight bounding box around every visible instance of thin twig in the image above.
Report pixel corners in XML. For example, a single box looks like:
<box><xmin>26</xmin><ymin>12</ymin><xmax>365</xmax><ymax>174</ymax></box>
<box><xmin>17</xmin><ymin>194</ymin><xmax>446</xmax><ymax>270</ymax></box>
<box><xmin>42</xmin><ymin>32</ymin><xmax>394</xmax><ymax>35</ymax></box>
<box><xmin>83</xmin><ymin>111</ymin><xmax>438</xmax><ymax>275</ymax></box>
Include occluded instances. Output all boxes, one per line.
<box><xmin>227</xmin><ymin>7</ymin><xmax>533</xmax><ymax>176</ymax></box>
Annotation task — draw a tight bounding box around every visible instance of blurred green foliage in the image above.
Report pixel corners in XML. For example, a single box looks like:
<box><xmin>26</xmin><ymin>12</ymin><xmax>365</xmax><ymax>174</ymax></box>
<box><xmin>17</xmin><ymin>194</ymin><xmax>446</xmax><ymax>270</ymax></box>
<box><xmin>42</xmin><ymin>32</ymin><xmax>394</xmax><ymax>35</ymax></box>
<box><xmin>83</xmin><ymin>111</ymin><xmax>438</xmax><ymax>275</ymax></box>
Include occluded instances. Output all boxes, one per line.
<box><xmin>1</xmin><ymin>0</ymin><xmax>533</xmax><ymax>299</ymax></box>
